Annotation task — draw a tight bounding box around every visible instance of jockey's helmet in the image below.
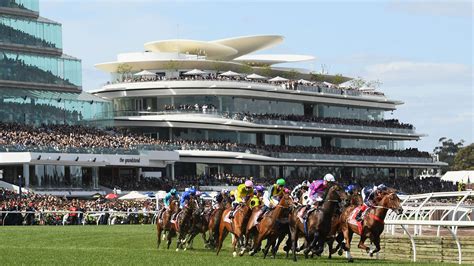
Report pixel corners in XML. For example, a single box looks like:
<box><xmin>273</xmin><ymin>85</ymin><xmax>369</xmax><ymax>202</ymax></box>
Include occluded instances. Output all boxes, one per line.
<box><xmin>245</xmin><ymin>180</ymin><xmax>254</xmax><ymax>188</ymax></box>
<box><xmin>276</xmin><ymin>178</ymin><xmax>286</xmax><ymax>186</ymax></box>
<box><xmin>323</xmin><ymin>173</ymin><xmax>336</xmax><ymax>182</ymax></box>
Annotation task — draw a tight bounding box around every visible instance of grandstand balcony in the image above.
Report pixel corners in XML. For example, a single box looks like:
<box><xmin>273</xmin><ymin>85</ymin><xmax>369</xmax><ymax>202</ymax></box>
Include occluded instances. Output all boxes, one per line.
<box><xmin>111</xmin><ymin>111</ymin><xmax>421</xmax><ymax>141</ymax></box>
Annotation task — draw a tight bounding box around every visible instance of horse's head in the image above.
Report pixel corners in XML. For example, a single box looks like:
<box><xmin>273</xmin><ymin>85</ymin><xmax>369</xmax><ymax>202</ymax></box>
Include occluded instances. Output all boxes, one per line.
<box><xmin>380</xmin><ymin>191</ymin><xmax>403</xmax><ymax>215</ymax></box>
<box><xmin>327</xmin><ymin>183</ymin><xmax>348</xmax><ymax>206</ymax></box>
<box><xmin>278</xmin><ymin>192</ymin><xmax>294</xmax><ymax>209</ymax></box>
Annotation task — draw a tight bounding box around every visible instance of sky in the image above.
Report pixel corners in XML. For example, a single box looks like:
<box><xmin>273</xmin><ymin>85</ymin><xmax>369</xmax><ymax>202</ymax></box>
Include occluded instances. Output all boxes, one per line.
<box><xmin>40</xmin><ymin>0</ymin><xmax>473</xmax><ymax>152</ymax></box>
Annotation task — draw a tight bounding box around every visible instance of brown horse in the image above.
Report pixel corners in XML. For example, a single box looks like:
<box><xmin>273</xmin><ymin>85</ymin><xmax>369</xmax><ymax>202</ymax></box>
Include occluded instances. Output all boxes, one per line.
<box><xmin>340</xmin><ymin>189</ymin><xmax>403</xmax><ymax>262</ymax></box>
<box><xmin>156</xmin><ymin>199</ymin><xmax>179</xmax><ymax>249</ymax></box>
<box><xmin>326</xmin><ymin>188</ymin><xmax>363</xmax><ymax>258</ymax></box>
<box><xmin>288</xmin><ymin>184</ymin><xmax>347</xmax><ymax>261</ymax></box>
<box><xmin>186</xmin><ymin>199</ymin><xmax>212</xmax><ymax>249</ymax></box>
<box><xmin>208</xmin><ymin>196</ymin><xmax>232</xmax><ymax>249</ymax></box>
<box><xmin>175</xmin><ymin>197</ymin><xmax>198</xmax><ymax>251</ymax></box>
<box><xmin>248</xmin><ymin>193</ymin><xmax>293</xmax><ymax>258</ymax></box>
<box><xmin>216</xmin><ymin>199</ymin><xmax>252</xmax><ymax>257</ymax></box>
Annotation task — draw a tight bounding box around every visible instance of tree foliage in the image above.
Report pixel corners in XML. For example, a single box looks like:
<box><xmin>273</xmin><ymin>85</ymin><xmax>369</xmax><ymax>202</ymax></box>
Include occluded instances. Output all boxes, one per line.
<box><xmin>310</xmin><ymin>72</ymin><xmax>325</xmax><ymax>82</ymax></box>
<box><xmin>116</xmin><ymin>63</ymin><xmax>132</xmax><ymax>81</ymax></box>
<box><xmin>433</xmin><ymin>137</ymin><xmax>465</xmax><ymax>173</ymax></box>
<box><xmin>349</xmin><ymin>76</ymin><xmax>383</xmax><ymax>89</ymax></box>
<box><xmin>452</xmin><ymin>144</ymin><xmax>474</xmax><ymax>171</ymax></box>
<box><xmin>332</xmin><ymin>74</ymin><xmax>345</xmax><ymax>85</ymax></box>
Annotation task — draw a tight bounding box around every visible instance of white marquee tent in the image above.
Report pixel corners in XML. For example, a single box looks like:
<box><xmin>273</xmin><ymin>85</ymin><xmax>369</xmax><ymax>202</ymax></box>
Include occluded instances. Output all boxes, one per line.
<box><xmin>441</xmin><ymin>171</ymin><xmax>474</xmax><ymax>184</ymax></box>
<box><xmin>119</xmin><ymin>191</ymin><xmax>150</xmax><ymax>200</ymax></box>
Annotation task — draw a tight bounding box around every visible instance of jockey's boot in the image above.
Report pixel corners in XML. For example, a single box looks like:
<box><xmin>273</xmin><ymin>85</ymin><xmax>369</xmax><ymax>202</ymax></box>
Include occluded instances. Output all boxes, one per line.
<box><xmin>257</xmin><ymin>206</ymin><xmax>269</xmax><ymax>221</ymax></box>
<box><xmin>355</xmin><ymin>210</ymin><xmax>363</xmax><ymax>221</ymax></box>
<box><xmin>303</xmin><ymin>204</ymin><xmax>311</xmax><ymax>220</ymax></box>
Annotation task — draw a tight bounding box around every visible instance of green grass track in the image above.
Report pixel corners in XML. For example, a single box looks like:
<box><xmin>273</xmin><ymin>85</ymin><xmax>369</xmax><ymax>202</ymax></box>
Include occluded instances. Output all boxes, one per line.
<box><xmin>0</xmin><ymin>225</ymin><xmax>451</xmax><ymax>265</ymax></box>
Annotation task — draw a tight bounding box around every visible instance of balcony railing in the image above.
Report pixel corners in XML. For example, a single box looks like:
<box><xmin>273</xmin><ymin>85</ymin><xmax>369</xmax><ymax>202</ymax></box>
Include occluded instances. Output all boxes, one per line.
<box><xmin>112</xmin><ymin>110</ymin><xmax>417</xmax><ymax>135</ymax></box>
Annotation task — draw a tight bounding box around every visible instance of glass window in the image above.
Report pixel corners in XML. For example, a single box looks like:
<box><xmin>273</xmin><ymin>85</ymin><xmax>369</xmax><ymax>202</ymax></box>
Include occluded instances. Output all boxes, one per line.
<box><xmin>0</xmin><ymin>0</ymin><xmax>39</xmax><ymax>12</ymax></box>
<box><xmin>0</xmin><ymin>16</ymin><xmax>62</xmax><ymax>48</ymax></box>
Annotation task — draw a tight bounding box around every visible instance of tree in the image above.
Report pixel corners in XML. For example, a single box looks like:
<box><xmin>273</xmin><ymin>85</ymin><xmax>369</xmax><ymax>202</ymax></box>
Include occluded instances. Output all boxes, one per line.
<box><xmin>260</xmin><ymin>65</ymin><xmax>274</xmax><ymax>77</ymax></box>
<box><xmin>116</xmin><ymin>63</ymin><xmax>132</xmax><ymax>82</ymax></box>
<box><xmin>333</xmin><ymin>74</ymin><xmax>345</xmax><ymax>85</ymax></box>
<box><xmin>310</xmin><ymin>72</ymin><xmax>324</xmax><ymax>82</ymax></box>
<box><xmin>349</xmin><ymin>77</ymin><xmax>383</xmax><ymax>89</ymax></box>
<box><xmin>283</xmin><ymin>69</ymin><xmax>299</xmax><ymax>80</ymax></box>
<box><xmin>452</xmin><ymin>144</ymin><xmax>474</xmax><ymax>171</ymax></box>
<box><xmin>433</xmin><ymin>137</ymin><xmax>465</xmax><ymax>173</ymax></box>
<box><xmin>239</xmin><ymin>64</ymin><xmax>253</xmax><ymax>74</ymax></box>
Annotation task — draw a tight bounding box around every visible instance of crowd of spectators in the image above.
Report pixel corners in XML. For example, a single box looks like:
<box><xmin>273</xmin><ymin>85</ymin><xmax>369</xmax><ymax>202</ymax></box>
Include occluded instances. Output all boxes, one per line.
<box><xmin>0</xmin><ymin>0</ymin><xmax>29</xmax><ymax>10</ymax></box>
<box><xmin>0</xmin><ymin>54</ymin><xmax>74</xmax><ymax>86</ymax></box>
<box><xmin>164</xmin><ymin>103</ymin><xmax>217</xmax><ymax>112</ymax></box>
<box><xmin>0</xmin><ymin>101</ymin><xmax>82</xmax><ymax>125</ymax></box>
<box><xmin>0</xmin><ymin>122</ymin><xmax>431</xmax><ymax>158</ymax></box>
<box><xmin>112</xmin><ymin>72</ymin><xmax>385</xmax><ymax>97</ymax></box>
<box><xmin>0</xmin><ymin>23</ymin><xmax>57</xmax><ymax>49</ymax></box>
<box><xmin>0</xmin><ymin>188</ymin><xmax>156</xmax><ymax>226</ymax></box>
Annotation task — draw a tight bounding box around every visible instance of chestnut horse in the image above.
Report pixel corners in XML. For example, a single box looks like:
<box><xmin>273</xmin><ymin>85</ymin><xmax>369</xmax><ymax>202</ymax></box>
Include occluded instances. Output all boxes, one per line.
<box><xmin>216</xmin><ymin>199</ymin><xmax>252</xmax><ymax>257</ymax></box>
<box><xmin>340</xmin><ymin>189</ymin><xmax>403</xmax><ymax>262</ymax></box>
<box><xmin>288</xmin><ymin>184</ymin><xmax>347</xmax><ymax>261</ymax></box>
<box><xmin>248</xmin><ymin>193</ymin><xmax>293</xmax><ymax>258</ymax></box>
<box><xmin>208</xmin><ymin>195</ymin><xmax>232</xmax><ymax>249</ymax></box>
<box><xmin>156</xmin><ymin>199</ymin><xmax>179</xmax><ymax>249</ymax></box>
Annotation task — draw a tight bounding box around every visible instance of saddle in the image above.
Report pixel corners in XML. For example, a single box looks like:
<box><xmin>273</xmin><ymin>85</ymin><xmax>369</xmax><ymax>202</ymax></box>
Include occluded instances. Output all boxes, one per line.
<box><xmin>349</xmin><ymin>206</ymin><xmax>369</xmax><ymax>234</ymax></box>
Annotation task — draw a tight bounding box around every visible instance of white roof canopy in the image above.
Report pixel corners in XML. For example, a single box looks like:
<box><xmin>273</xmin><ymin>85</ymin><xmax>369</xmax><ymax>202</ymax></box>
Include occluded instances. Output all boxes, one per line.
<box><xmin>441</xmin><ymin>171</ymin><xmax>474</xmax><ymax>184</ymax></box>
<box><xmin>133</xmin><ymin>70</ymin><xmax>156</xmax><ymax>76</ymax></box>
<box><xmin>119</xmin><ymin>191</ymin><xmax>150</xmax><ymax>200</ymax></box>
<box><xmin>297</xmin><ymin>79</ymin><xmax>312</xmax><ymax>84</ymax></box>
<box><xmin>246</xmin><ymin>73</ymin><xmax>267</xmax><ymax>80</ymax></box>
<box><xmin>183</xmin><ymin>69</ymin><xmax>207</xmax><ymax>75</ymax></box>
<box><xmin>268</xmin><ymin>76</ymin><xmax>289</xmax><ymax>82</ymax></box>
<box><xmin>219</xmin><ymin>70</ymin><xmax>241</xmax><ymax>77</ymax></box>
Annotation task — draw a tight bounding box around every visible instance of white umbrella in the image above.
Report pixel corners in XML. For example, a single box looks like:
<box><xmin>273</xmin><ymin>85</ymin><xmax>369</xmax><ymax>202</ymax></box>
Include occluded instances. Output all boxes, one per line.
<box><xmin>246</xmin><ymin>73</ymin><xmax>267</xmax><ymax>80</ymax></box>
<box><xmin>323</xmin><ymin>81</ymin><xmax>334</xmax><ymax>87</ymax></box>
<box><xmin>119</xmin><ymin>191</ymin><xmax>149</xmax><ymax>200</ymax></box>
<box><xmin>297</xmin><ymin>79</ymin><xmax>312</xmax><ymax>84</ymax></box>
<box><xmin>133</xmin><ymin>70</ymin><xmax>156</xmax><ymax>77</ymax></box>
<box><xmin>219</xmin><ymin>70</ymin><xmax>241</xmax><ymax>77</ymax></box>
<box><xmin>156</xmin><ymin>190</ymin><xmax>167</xmax><ymax>199</ymax></box>
<box><xmin>268</xmin><ymin>76</ymin><xmax>289</xmax><ymax>82</ymax></box>
<box><xmin>183</xmin><ymin>69</ymin><xmax>207</xmax><ymax>75</ymax></box>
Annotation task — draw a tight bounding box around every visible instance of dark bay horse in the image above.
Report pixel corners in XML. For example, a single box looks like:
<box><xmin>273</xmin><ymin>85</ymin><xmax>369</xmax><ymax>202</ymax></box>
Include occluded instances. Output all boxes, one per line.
<box><xmin>186</xmin><ymin>199</ymin><xmax>212</xmax><ymax>249</ymax></box>
<box><xmin>326</xmin><ymin>188</ymin><xmax>363</xmax><ymax>258</ymax></box>
<box><xmin>175</xmin><ymin>197</ymin><xmax>198</xmax><ymax>251</ymax></box>
<box><xmin>216</xmin><ymin>199</ymin><xmax>252</xmax><ymax>257</ymax></box>
<box><xmin>208</xmin><ymin>195</ymin><xmax>232</xmax><ymax>249</ymax></box>
<box><xmin>288</xmin><ymin>184</ymin><xmax>347</xmax><ymax>261</ymax></box>
<box><xmin>156</xmin><ymin>199</ymin><xmax>179</xmax><ymax>249</ymax></box>
<box><xmin>340</xmin><ymin>189</ymin><xmax>403</xmax><ymax>262</ymax></box>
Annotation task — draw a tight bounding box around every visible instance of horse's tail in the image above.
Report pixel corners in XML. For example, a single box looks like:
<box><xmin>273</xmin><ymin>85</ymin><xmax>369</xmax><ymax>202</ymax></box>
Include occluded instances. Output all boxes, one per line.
<box><xmin>213</xmin><ymin>209</ymin><xmax>222</xmax><ymax>242</ymax></box>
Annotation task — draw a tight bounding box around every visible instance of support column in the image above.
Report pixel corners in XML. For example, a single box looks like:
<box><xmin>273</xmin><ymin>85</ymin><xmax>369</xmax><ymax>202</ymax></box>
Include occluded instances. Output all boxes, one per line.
<box><xmin>92</xmin><ymin>167</ymin><xmax>99</xmax><ymax>189</ymax></box>
<box><xmin>169</xmin><ymin>128</ymin><xmax>173</xmax><ymax>141</ymax></box>
<box><xmin>23</xmin><ymin>163</ymin><xmax>30</xmax><ymax>189</ymax></box>
<box><xmin>171</xmin><ymin>163</ymin><xmax>175</xmax><ymax>181</ymax></box>
<box><xmin>137</xmin><ymin>167</ymin><xmax>142</xmax><ymax>182</ymax></box>
<box><xmin>218</xmin><ymin>96</ymin><xmax>223</xmax><ymax>112</ymax></box>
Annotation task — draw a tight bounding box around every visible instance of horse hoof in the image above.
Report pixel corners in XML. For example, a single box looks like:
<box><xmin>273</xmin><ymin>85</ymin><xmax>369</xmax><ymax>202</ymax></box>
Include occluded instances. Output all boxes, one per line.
<box><xmin>249</xmin><ymin>251</ymin><xmax>255</xmax><ymax>256</ymax></box>
<box><xmin>184</xmin><ymin>248</ymin><xmax>187</xmax><ymax>251</ymax></box>
<box><xmin>176</xmin><ymin>248</ymin><xmax>179</xmax><ymax>252</ymax></box>
<box><xmin>338</xmin><ymin>249</ymin><xmax>343</xmax><ymax>256</ymax></box>
<box><xmin>233</xmin><ymin>252</ymin><xmax>237</xmax><ymax>257</ymax></box>
<box><xmin>348</xmin><ymin>258</ymin><xmax>354</xmax><ymax>263</ymax></box>
<box><xmin>239</xmin><ymin>251</ymin><xmax>245</xmax><ymax>256</ymax></box>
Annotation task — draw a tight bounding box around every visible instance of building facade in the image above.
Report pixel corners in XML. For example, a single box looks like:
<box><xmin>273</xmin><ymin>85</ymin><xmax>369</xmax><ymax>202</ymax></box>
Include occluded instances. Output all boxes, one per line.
<box><xmin>93</xmin><ymin>35</ymin><xmax>444</xmax><ymax>181</ymax></box>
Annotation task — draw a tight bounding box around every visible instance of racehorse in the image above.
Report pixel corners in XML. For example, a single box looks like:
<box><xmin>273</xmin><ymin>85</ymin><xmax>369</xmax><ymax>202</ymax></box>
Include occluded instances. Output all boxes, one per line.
<box><xmin>186</xmin><ymin>199</ymin><xmax>212</xmax><ymax>249</ymax></box>
<box><xmin>326</xmin><ymin>187</ymin><xmax>363</xmax><ymax>258</ymax></box>
<box><xmin>216</xmin><ymin>198</ymin><xmax>252</xmax><ymax>257</ymax></box>
<box><xmin>288</xmin><ymin>184</ymin><xmax>347</xmax><ymax>261</ymax></box>
<box><xmin>248</xmin><ymin>192</ymin><xmax>293</xmax><ymax>258</ymax></box>
<box><xmin>340</xmin><ymin>189</ymin><xmax>403</xmax><ymax>262</ymax></box>
<box><xmin>208</xmin><ymin>195</ymin><xmax>232</xmax><ymax>248</ymax></box>
<box><xmin>175</xmin><ymin>197</ymin><xmax>198</xmax><ymax>251</ymax></box>
<box><xmin>156</xmin><ymin>199</ymin><xmax>179</xmax><ymax>249</ymax></box>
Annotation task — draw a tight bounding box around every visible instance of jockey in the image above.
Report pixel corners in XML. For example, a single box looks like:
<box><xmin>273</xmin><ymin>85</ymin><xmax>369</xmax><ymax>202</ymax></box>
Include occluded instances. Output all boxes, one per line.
<box><xmin>263</xmin><ymin>178</ymin><xmax>286</xmax><ymax>209</ymax></box>
<box><xmin>179</xmin><ymin>188</ymin><xmax>197</xmax><ymax>209</ymax></box>
<box><xmin>308</xmin><ymin>173</ymin><xmax>336</xmax><ymax>206</ymax></box>
<box><xmin>250</xmin><ymin>185</ymin><xmax>265</xmax><ymax>209</ymax></box>
<box><xmin>164</xmin><ymin>188</ymin><xmax>179</xmax><ymax>208</ymax></box>
<box><xmin>291</xmin><ymin>180</ymin><xmax>310</xmax><ymax>202</ymax></box>
<box><xmin>355</xmin><ymin>184</ymin><xmax>388</xmax><ymax>221</ymax></box>
<box><xmin>229</xmin><ymin>180</ymin><xmax>254</xmax><ymax>218</ymax></box>
<box><xmin>345</xmin><ymin>184</ymin><xmax>357</xmax><ymax>195</ymax></box>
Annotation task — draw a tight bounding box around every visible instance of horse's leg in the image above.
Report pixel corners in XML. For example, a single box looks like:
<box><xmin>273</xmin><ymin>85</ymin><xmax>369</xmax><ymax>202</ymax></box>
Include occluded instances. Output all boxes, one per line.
<box><xmin>167</xmin><ymin>230</ymin><xmax>174</xmax><ymax>249</ymax></box>
<box><xmin>369</xmin><ymin>234</ymin><xmax>381</xmax><ymax>258</ymax></box>
<box><xmin>327</xmin><ymin>237</ymin><xmax>334</xmax><ymax>259</ymax></box>
<box><xmin>216</xmin><ymin>224</ymin><xmax>228</xmax><ymax>256</ymax></box>
<box><xmin>272</xmin><ymin>232</ymin><xmax>285</xmax><ymax>259</ymax></box>
<box><xmin>343</xmin><ymin>228</ymin><xmax>354</xmax><ymax>263</ymax></box>
<box><xmin>156</xmin><ymin>225</ymin><xmax>162</xmax><ymax>249</ymax></box>
<box><xmin>357</xmin><ymin>234</ymin><xmax>370</xmax><ymax>253</ymax></box>
<box><xmin>283</xmin><ymin>234</ymin><xmax>291</xmax><ymax>258</ymax></box>
<box><xmin>290</xmin><ymin>226</ymin><xmax>298</xmax><ymax>262</ymax></box>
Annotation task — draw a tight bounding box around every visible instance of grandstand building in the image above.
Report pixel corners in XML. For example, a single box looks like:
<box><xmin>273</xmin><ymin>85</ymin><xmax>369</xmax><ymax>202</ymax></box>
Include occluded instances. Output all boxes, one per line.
<box><xmin>92</xmin><ymin>35</ymin><xmax>445</xmax><ymax>181</ymax></box>
<box><xmin>0</xmin><ymin>0</ymin><xmax>178</xmax><ymax>195</ymax></box>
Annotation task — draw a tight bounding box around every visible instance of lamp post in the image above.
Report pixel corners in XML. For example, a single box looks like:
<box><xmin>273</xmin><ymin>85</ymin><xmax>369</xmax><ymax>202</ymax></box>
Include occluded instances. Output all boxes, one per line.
<box><xmin>18</xmin><ymin>174</ymin><xmax>22</xmax><ymax>200</ymax></box>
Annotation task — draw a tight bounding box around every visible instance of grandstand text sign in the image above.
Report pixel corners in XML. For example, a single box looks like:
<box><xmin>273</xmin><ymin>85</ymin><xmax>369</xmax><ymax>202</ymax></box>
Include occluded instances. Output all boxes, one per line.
<box><xmin>108</xmin><ymin>155</ymin><xmax>149</xmax><ymax>166</ymax></box>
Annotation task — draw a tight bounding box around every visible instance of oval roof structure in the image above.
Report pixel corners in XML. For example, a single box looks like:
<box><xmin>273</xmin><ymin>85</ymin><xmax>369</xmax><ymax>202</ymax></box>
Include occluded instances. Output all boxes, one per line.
<box><xmin>211</xmin><ymin>35</ymin><xmax>284</xmax><ymax>60</ymax></box>
<box><xmin>233</xmin><ymin>54</ymin><xmax>316</xmax><ymax>66</ymax></box>
<box><xmin>144</xmin><ymin>39</ymin><xmax>238</xmax><ymax>60</ymax></box>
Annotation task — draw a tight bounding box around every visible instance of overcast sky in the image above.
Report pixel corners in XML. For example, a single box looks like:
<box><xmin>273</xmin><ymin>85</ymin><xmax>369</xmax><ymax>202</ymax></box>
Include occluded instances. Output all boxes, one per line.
<box><xmin>40</xmin><ymin>0</ymin><xmax>473</xmax><ymax>152</ymax></box>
